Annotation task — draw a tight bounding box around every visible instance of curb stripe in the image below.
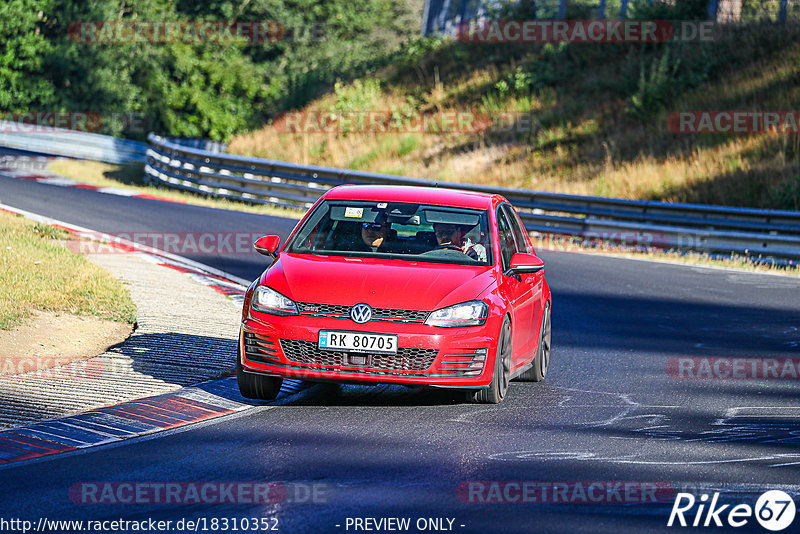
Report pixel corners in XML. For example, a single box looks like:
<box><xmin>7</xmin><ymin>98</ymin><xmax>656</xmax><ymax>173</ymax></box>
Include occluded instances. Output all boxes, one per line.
<box><xmin>103</xmin><ymin>406</ymin><xmax>195</xmax><ymax>427</ymax></box>
<box><xmin>69</xmin><ymin>412</ymin><xmax>161</xmax><ymax>434</ymax></box>
<box><xmin>137</xmin><ymin>397</ymin><xmax>229</xmax><ymax>416</ymax></box>
<box><xmin>15</xmin><ymin>422</ymin><xmax>116</xmax><ymax>447</ymax></box>
<box><xmin>59</xmin><ymin>418</ymin><xmax>141</xmax><ymax>438</ymax></box>
<box><xmin>10</xmin><ymin>430</ymin><xmax>97</xmax><ymax>449</ymax></box>
<box><xmin>0</xmin><ymin>434</ymin><xmax>75</xmax><ymax>453</ymax></box>
<box><xmin>0</xmin><ymin>376</ymin><xmax>313</xmax><ymax>468</ymax></box>
<box><xmin>113</xmin><ymin>401</ymin><xmax>225</xmax><ymax>424</ymax></box>
<box><xmin>2</xmin><ymin>433</ymin><xmax>72</xmax><ymax>451</ymax></box>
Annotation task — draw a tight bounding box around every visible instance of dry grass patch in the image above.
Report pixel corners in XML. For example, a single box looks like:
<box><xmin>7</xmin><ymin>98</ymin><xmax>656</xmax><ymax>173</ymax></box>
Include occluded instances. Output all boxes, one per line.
<box><xmin>228</xmin><ymin>27</ymin><xmax>800</xmax><ymax>210</ymax></box>
<box><xmin>0</xmin><ymin>210</ymin><xmax>137</xmax><ymax>330</ymax></box>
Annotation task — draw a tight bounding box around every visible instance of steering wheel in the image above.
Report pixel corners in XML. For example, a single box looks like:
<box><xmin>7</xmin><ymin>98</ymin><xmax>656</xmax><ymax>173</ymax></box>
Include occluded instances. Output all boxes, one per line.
<box><xmin>434</xmin><ymin>243</ymin><xmax>463</xmax><ymax>252</ymax></box>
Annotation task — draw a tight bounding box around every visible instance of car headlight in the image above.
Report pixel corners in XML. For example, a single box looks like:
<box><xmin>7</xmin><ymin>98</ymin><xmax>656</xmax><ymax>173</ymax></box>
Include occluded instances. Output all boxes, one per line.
<box><xmin>251</xmin><ymin>286</ymin><xmax>298</xmax><ymax>316</ymax></box>
<box><xmin>425</xmin><ymin>301</ymin><xmax>488</xmax><ymax>327</ymax></box>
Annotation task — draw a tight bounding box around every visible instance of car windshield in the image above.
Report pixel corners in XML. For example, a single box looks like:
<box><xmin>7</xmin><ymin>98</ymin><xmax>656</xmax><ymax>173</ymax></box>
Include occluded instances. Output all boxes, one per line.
<box><xmin>286</xmin><ymin>200</ymin><xmax>493</xmax><ymax>266</ymax></box>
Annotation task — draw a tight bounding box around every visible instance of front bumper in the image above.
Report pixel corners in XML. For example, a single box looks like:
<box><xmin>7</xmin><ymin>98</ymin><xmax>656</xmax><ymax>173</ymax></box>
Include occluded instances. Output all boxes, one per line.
<box><xmin>239</xmin><ymin>311</ymin><xmax>501</xmax><ymax>388</ymax></box>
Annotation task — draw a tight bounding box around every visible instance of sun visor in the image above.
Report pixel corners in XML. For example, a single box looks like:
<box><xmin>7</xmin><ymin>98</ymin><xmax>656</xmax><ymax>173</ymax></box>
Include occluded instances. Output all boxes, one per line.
<box><xmin>424</xmin><ymin>210</ymin><xmax>481</xmax><ymax>226</ymax></box>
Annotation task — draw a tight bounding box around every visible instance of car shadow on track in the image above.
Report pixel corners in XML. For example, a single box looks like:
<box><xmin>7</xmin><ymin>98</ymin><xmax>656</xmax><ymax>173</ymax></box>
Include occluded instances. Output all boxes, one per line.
<box><xmin>110</xmin><ymin>331</ymin><xmax>537</xmax><ymax>409</ymax></box>
<box><xmin>268</xmin><ymin>382</ymin><xmax>470</xmax><ymax>407</ymax></box>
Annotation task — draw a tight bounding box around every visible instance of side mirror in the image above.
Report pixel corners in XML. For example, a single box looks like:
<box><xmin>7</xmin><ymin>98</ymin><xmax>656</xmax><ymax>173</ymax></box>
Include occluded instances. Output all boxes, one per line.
<box><xmin>509</xmin><ymin>253</ymin><xmax>545</xmax><ymax>273</ymax></box>
<box><xmin>254</xmin><ymin>235</ymin><xmax>281</xmax><ymax>258</ymax></box>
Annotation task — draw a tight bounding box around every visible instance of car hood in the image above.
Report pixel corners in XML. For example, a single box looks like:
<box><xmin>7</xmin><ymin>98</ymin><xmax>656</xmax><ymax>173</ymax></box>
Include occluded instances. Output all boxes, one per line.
<box><xmin>261</xmin><ymin>253</ymin><xmax>496</xmax><ymax>311</ymax></box>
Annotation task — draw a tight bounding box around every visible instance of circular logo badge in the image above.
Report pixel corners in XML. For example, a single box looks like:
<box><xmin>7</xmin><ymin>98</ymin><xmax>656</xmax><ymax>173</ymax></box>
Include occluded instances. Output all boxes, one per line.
<box><xmin>350</xmin><ymin>303</ymin><xmax>373</xmax><ymax>324</ymax></box>
<box><xmin>755</xmin><ymin>490</ymin><xmax>796</xmax><ymax>531</ymax></box>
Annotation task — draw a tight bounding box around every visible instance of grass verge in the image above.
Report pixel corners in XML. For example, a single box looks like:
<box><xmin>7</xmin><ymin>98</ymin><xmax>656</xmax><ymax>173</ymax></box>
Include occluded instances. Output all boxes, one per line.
<box><xmin>47</xmin><ymin>160</ymin><xmax>303</xmax><ymax>220</ymax></box>
<box><xmin>0</xmin><ymin>210</ymin><xmax>137</xmax><ymax>330</ymax></box>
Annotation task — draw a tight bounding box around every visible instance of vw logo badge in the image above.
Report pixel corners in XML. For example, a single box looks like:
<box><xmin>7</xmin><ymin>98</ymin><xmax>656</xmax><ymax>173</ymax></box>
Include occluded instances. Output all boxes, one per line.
<box><xmin>350</xmin><ymin>303</ymin><xmax>373</xmax><ymax>324</ymax></box>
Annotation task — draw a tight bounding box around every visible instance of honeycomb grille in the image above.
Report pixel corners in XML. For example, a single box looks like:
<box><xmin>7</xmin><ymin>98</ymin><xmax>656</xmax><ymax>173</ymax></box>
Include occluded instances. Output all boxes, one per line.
<box><xmin>279</xmin><ymin>339</ymin><xmax>437</xmax><ymax>371</ymax></box>
<box><xmin>296</xmin><ymin>302</ymin><xmax>429</xmax><ymax>323</ymax></box>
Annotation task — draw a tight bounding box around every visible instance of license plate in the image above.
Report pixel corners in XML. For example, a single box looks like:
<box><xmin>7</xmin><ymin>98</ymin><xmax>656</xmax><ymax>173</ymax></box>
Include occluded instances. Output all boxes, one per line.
<box><xmin>319</xmin><ymin>331</ymin><xmax>398</xmax><ymax>354</ymax></box>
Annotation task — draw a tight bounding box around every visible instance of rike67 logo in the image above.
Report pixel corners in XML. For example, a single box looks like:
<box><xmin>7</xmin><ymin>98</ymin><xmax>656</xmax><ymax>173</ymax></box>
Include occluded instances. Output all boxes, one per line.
<box><xmin>668</xmin><ymin>490</ymin><xmax>796</xmax><ymax>531</ymax></box>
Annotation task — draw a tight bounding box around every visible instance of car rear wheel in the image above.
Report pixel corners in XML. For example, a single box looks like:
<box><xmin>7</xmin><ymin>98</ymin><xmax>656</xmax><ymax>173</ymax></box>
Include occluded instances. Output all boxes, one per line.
<box><xmin>516</xmin><ymin>303</ymin><xmax>550</xmax><ymax>382</ymax></box>
<box><xmin>236</xmin><ymin>350</ymin><xmax>283</xmax><ymax>400</ymax></box>
<box><xmin>469</xmin><ymin>316</ymin><xmax>511</xmax><ymax>404</ymax></box>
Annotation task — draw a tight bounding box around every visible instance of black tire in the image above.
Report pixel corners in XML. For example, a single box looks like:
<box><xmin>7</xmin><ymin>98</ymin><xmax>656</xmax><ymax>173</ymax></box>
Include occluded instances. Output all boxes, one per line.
<box><xmin>469</xmin><ymin>316</ymin><xmax>512</xmax><ymax>404</ymax></box>
<box><xmin>236</xmin><ymin>350</ymin><xmax>283</xmax><ymax>400</ymax></box>
<box><xmin>517</xmin><ymin>303</ymin><xmax>551</xmax><ymax>382</ymax></box>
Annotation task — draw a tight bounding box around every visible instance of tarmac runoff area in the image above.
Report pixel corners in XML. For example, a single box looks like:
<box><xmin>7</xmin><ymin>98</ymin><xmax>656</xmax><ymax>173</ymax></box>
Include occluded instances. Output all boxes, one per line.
<box><xmin>0</xmin><ymin>248</ymin><xmax>244</xmax><ymax>431</ymax></box>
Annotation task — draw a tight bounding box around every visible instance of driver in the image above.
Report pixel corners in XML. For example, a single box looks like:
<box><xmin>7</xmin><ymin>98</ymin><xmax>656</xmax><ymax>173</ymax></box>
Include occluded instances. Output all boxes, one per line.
<box><xmin>361</xmin><ymin>221</ymin><xmax>390</xmax><ymax>250</ymax></box>
<box><xmin>432</xmin><ymin>223</ymin><xmax>486</xmax><ymax>261</ymax></box>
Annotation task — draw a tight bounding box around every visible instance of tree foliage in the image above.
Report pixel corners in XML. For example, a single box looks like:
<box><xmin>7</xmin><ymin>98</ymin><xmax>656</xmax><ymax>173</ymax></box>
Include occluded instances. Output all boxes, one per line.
<box><xmin>0</xmin><ymin>0</ymin><xmax>55</xmax><ymax>110</ymax></box>
<box><xmin>0</xmin><ymin>0</ymin><xmax>418</xmax><ymax>140</ymax></box>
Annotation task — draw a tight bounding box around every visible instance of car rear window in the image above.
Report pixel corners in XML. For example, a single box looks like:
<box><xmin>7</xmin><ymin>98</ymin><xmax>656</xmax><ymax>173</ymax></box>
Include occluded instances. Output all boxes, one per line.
<box><xmin>286</xmin><ymin>200</ymin><xmax>493</xmax><ymax>266</ymax></box>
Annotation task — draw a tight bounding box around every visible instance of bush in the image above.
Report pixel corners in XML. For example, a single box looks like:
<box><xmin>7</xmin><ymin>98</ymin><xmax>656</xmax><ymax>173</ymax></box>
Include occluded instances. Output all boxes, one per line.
<box><xmin>627</xmin><ymin>47</ymin><xmax>681</xmax><ymax>120</ymax></box>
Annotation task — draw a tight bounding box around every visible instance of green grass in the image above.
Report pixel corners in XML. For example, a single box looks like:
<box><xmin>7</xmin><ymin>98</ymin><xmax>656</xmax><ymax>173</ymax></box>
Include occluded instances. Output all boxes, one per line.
<box><xmin>0</xmin><ymin>210</ymin><xmax>137</xmax><ymax>330</ymax></box>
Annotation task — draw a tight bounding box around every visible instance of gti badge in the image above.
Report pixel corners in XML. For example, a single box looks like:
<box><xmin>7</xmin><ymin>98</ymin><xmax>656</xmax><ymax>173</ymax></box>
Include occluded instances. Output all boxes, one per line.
<box><xmin>350</xmin><ymin>303</ymin><xmax>373</xmax><ymax>324</ymax></box>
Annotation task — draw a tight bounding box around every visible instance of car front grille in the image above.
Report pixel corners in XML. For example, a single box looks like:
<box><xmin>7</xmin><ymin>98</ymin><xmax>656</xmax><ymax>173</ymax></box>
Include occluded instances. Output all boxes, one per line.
<box><xmin>296</xmin><ymin>302</ymin><xmax>429</xmax><ymax>324</ymax></box>
<box><xmin>279</xmin><ymin>339</ymin><xmax>437</xmax><ymax>372</ymax></box>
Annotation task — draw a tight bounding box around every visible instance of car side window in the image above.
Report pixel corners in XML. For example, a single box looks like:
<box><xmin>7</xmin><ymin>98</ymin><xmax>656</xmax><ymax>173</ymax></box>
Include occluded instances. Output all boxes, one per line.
<box><xmin>502</xmin><ymin>204</ymin><xmax>531</xmax><ymax>254</ymax></box>
<box><xmin>496</xmin><ymin>208</ymin><xmax>517</xmax><ymax>271</ymax></box>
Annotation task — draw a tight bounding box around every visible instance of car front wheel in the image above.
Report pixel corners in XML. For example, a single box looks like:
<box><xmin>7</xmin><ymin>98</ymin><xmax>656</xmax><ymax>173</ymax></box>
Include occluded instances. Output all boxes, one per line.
<box><xmin>236</xmin><ymin>350</ymin><xmax>283</xmax><ymax>400</ymax></box>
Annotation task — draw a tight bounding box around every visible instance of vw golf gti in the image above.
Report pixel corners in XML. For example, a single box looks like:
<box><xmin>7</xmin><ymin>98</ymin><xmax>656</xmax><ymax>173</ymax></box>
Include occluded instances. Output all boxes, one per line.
<box><xmin>238</xmin><ymin>185</ymin><xmax>551</xmax><ymax>403</ymax></box>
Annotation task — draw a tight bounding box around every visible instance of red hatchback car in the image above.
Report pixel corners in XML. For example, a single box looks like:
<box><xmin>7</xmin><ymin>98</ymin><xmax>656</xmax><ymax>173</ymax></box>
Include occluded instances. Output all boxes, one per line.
<box><xmin>238</xmin><ymin>185</ymin><xmax>551</xmax><ymax>403</ymax></box>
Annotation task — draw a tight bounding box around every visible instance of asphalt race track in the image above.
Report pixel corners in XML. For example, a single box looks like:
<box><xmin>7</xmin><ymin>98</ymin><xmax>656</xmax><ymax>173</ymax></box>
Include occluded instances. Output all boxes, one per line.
<box><xmin>1</xmin><ymin>173</ymin><xmax>799</xmax><ymax>533</ymax></box>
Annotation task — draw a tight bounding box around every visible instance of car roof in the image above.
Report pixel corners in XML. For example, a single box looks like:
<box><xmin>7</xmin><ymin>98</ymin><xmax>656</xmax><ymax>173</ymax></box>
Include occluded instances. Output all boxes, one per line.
<box><xmin>322</xmin><ymin>184</ymin><xmax>502</xmax><ymax>210</ymax></box>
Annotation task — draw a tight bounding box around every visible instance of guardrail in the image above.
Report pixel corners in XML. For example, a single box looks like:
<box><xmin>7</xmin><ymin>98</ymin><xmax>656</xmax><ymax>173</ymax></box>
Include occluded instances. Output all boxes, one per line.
<box><xmin>0</xmin><ymin>120</ymin><xmax>148</xmax><ymax>165</ymax></box>
<box><xmin>145</xmin><ymin>134</ymin><xmax>800</xmax><ymax>260</ymax></box>
<box><xmin>4</xmin><ymin>123</ymin><xmax>796</xmax><ymax>260</ymax></box>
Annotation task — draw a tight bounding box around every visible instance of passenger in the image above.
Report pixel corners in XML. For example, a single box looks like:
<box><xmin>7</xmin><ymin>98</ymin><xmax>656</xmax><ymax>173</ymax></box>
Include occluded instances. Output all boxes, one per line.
<box><xmin>432</xmin><ymin>223</ymin><xmax>487</xmax><ymax>261</ymax></box>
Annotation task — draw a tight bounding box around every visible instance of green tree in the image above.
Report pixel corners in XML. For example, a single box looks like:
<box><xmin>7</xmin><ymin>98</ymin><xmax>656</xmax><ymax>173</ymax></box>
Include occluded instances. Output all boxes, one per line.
<box><xmin>0</xmin><ymin>0</ymin><xmax>55</xmax><ymax>110</ymax></box>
